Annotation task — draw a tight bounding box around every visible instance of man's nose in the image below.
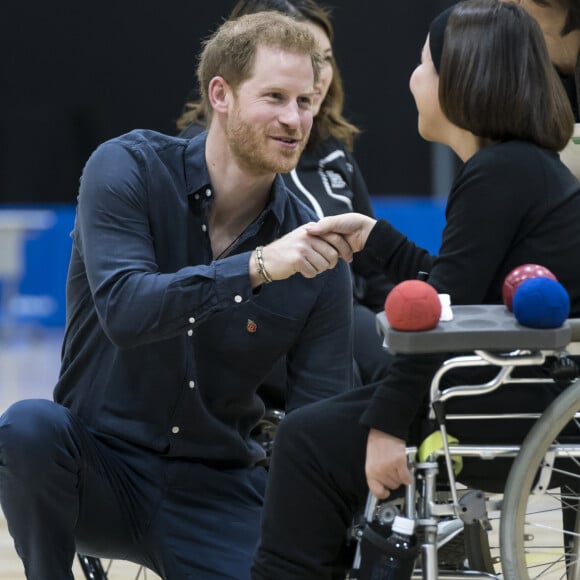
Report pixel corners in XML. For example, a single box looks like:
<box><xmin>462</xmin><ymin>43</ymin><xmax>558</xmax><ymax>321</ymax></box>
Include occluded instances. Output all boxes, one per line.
<box><xmin>278</xmin><ymin>101</ymin><xmax>302</xmax><ymax>128</ymax></box>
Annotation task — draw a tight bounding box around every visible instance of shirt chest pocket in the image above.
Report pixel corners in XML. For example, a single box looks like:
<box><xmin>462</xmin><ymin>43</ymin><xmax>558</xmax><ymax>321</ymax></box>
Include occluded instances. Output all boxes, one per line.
<box><xmin>193</xmin><ymin>298</ymin><xmax>308</xmax><ymax>366</ymax></box>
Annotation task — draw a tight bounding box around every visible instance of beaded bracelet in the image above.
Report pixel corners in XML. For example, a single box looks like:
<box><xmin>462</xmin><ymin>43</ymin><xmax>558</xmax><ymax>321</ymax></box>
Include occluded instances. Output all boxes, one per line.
<box><xmin>255</xmin><ymin>246</ymin><xmax>273</xmax><ymax>284</ymax></box>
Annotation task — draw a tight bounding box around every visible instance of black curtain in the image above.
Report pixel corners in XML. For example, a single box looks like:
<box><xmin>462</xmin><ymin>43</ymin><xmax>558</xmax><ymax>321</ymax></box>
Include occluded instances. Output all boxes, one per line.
<box><xmin>0</xmin><ymin>0</ymin><xmax>456</xmax><ymax>203</ymax></box>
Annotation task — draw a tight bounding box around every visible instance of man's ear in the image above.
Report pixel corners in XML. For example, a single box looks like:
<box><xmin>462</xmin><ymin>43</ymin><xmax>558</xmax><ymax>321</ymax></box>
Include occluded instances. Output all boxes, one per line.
<box><xmin>208</xmin><ymin>76</ymin><xmax>231</xmax><ymax>114</ymax></box>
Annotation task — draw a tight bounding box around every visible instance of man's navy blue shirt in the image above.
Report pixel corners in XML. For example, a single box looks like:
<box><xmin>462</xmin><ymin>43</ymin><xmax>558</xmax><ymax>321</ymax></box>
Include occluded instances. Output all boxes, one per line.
<box><xmin>54</xmin><ymin>130</ymin><xmax>354</xmax><ymax>467</ymax></box>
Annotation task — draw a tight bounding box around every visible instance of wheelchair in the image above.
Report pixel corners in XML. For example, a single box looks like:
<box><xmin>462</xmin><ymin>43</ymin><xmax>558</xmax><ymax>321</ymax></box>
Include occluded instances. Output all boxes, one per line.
<box><xmin>348</xmin><ymin>304</ymin><xmax>580</xmax><ymax>579</ymax></box>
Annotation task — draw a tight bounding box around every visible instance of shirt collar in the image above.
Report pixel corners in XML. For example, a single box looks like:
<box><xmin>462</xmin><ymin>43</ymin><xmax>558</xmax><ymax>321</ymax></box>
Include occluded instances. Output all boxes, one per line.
<box><xmin>268</xmin><ymin>173</ymin><xmax>290</xmax><ymax>224</ymax></box>
<box><xmin>184</xmin><ymin>131</ymin><xmax>211</xmax><ymax>196</ymax></box>
<box><xmin>184</xmin><ymin>130</ymin><xmax>288</xmax><ymax>225</ymax></box>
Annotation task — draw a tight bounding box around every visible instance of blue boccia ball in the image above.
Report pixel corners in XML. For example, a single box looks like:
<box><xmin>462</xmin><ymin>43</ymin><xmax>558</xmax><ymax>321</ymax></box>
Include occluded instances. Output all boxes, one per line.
<box><xmin>512</xmin><ymin>276</ymin><xmax>570</xmax><ymax>329</ymax></box>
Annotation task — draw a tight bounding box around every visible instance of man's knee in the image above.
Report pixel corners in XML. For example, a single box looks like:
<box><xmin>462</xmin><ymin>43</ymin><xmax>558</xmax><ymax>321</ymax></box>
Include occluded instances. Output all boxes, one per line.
<box><xmin>0</xmin><ymin>399</ymin><xmax>73</xmax><ymax>476</ymax></box>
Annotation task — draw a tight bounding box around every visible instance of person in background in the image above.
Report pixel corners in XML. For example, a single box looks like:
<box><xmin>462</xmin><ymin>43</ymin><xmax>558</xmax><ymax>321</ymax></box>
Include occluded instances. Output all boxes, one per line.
<box><xmin>502</xmin><ymin>0</ymin><xmax>579</xmax><ymax>178</ymax></box>
<box><xmin>0</xmin><ymin>12</ymin><xmax>355</xmax><ymax>580</ymax></box>
<box><xmin>177</xmin><ymin>0</ymin><xmax>394</xmax><ymax>389</ymax></box>
<box><xmin>251</xmin><ymin>2</ymin><xmax>580</xmax><ymax>578</ymax></box>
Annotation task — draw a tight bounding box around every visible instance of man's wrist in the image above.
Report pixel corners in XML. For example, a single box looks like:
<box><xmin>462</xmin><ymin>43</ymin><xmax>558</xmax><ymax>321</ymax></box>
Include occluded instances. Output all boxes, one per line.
<box><xmin>254</xmin><ymin>246</ymin><xmax>273</xmax><ymax>284</ymax></box>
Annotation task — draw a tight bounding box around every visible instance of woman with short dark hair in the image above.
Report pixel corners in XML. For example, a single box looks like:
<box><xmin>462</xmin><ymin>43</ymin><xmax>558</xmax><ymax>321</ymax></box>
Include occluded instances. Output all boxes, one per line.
<box><xmin>439</xmin><ymin>0</ymin><xmax>573</xmax><ymax>150</ymax></box>
<box><xmin>251</xmin><ymin>2</ymin><xmax>580</xmax><ymax>578</ymax></box>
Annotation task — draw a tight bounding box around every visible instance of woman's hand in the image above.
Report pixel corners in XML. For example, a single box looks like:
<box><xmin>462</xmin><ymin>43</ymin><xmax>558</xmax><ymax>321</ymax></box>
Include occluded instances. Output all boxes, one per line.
<box><xmin>306</xmin><ymin>213</ymin><xmax>377</xmax><ymax>254</ymax></box>
<box><xmin>365</xmin><ymin>428</ymin><xmax>412</xmax><ymax>499</ymax></box>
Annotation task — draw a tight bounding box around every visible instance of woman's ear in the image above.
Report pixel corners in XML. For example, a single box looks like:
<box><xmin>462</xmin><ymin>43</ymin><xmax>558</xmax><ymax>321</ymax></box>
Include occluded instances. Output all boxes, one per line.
<box><xmin>208</xmin><ymin>76</ymin><xmax>231</xmax><ymax>114</ymax></box>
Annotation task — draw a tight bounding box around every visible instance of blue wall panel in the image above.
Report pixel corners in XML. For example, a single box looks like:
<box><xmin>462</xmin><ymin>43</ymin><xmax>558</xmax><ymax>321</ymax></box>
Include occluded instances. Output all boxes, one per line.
<box><xmin>1</xmin><ymin>198</ymin><xmax>446</xmax><ymax>328</ymax></box>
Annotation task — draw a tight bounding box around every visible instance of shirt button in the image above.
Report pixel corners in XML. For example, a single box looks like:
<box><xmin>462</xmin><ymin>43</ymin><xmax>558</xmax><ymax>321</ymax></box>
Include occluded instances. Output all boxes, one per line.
<box><xmin>189</xmin><ymin>380</ymin><xmax>195</xmax><ymax>389</ymax></box>
<box><xmin>188</xmin><ymin>317</ymin><xmax>195</xmax><ymax>324</ymax></box>
<box><xmin>194</xmin><ymin>194</ymin><xmax>200</xmax><ymax>200</ymax></box>
<box><xmin>187</xmin><ymin>329</ymin><xmax>193</xmax><ymax>337</ymax></box>
<box><xmin>171</xmin><ymin>426</ymin><xmax>180</xmax><ymax>434</ymax></box>
<box><xmin>201</xmin><ymin>224</ymin><xmax>207</xmax><ymax>233</ymax></box>
<box><xmin>234</xmin><ymin>295</ymin><xmax>242</xmax><ymax>303</ymax></box>
<box><xmin>205</xmin><ymin>188</ymin><xmax>212</xmax><ymax>197</ymax></box>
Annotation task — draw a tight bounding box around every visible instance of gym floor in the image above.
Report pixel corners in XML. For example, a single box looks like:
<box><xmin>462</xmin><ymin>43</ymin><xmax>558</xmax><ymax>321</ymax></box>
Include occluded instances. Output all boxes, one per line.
<box><xmin>0</xmin><ymin>326</ymin><xmax>161</xmax><ymax>579</ymax></box>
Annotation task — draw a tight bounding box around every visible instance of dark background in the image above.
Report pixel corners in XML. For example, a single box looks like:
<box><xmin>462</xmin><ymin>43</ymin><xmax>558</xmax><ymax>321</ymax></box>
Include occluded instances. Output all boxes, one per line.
<box><xmin>1</xmin><ymin>0</ymin><xmax>455</xmax><ymax>204</ymax></box>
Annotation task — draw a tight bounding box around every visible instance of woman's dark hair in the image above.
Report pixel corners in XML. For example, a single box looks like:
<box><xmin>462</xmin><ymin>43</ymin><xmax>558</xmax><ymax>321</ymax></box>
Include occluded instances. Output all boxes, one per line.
<box><xmin>438</xmin><ymin>0</ymin><xmax>574</xmax><ymax>151</ymax></box>
<box><xmin>176</xmin><ymin>0</ymin><xmax>360</xmax><ymax>150</ymax></box>
<box><xmin>531</xmin><ymin>0</ymin><xmax>580</xmax><ymax>35</ymax></box>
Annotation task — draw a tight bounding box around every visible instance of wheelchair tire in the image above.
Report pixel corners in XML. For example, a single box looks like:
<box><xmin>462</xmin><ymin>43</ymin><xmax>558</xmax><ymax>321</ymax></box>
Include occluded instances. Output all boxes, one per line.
<box><xmin>500</xmin><ymin>380</ymin><xmax>580</xmax><ymax>579</ymax></box>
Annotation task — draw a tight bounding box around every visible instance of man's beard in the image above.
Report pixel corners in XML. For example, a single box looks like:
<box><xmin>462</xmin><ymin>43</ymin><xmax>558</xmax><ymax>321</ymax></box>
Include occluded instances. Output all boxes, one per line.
<box><xmin>227</xmin><ymin>106</ymin><xmax>304</xmax><ymax>175</ymax></box>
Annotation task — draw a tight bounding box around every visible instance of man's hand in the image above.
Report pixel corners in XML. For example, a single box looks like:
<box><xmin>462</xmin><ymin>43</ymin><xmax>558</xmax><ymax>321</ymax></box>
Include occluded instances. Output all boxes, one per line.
<box><xmin>306</xmin><ymin>213</ymin><xmax>377</xmax><ymax>254</ymax></box>
<box><xmin>249</xmin><ymin>223</ymin><xmax>354</xmax><ymax>286</ymax></box>
<box><xmin>365</xmin><ymin>428</ymin><xmax>412</xmax><ymax>499</ymax></box>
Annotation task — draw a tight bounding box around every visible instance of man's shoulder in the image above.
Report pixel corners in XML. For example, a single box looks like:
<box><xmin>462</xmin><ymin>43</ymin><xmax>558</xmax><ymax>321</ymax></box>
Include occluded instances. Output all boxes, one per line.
<box><xmin>92</xmin><ymin>130</ymin><xmax>187</xmax><ymax>159</ymax></box>
<box><xmin>89</xmin><ymin>130</ymin><xmax>191</xmax><ymax>171</ymax></box>
<box><xmin>110</xmin><ymin>129</ymin><xmax>187</xmax><ymax>151</ymax></box>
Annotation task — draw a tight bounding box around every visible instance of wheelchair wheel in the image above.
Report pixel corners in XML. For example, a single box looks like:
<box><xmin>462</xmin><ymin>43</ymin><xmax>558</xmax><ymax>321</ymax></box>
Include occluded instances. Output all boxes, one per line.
<box><xmin>500</xmin><ymin>380</ymin><xmax>580</xmax><ymax>579</ymax></box>
<box><xmin>76</xmin><ymin>554</ymin><xmax>160</xmax><ymax>579</ymax></box>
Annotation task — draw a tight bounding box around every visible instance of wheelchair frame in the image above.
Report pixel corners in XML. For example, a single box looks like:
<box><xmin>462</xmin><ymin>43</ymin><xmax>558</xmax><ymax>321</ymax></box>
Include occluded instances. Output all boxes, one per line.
<box><xmin>349</xmin><ymin>305</ymin><xmax>580</xmax><ymax>580</ymax></box>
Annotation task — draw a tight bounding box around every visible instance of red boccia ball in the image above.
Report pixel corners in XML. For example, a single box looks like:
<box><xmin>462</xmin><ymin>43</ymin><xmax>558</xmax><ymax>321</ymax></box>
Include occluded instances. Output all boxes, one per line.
<box><xmin>502</xmin><ymin>263</ymin><xmax>557</xmax><ymax>311</ymax></box>
<box><xmin>385</xmin><ymin>280</ymin><xmax>441</xmax><ymax>331</ymax></box>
